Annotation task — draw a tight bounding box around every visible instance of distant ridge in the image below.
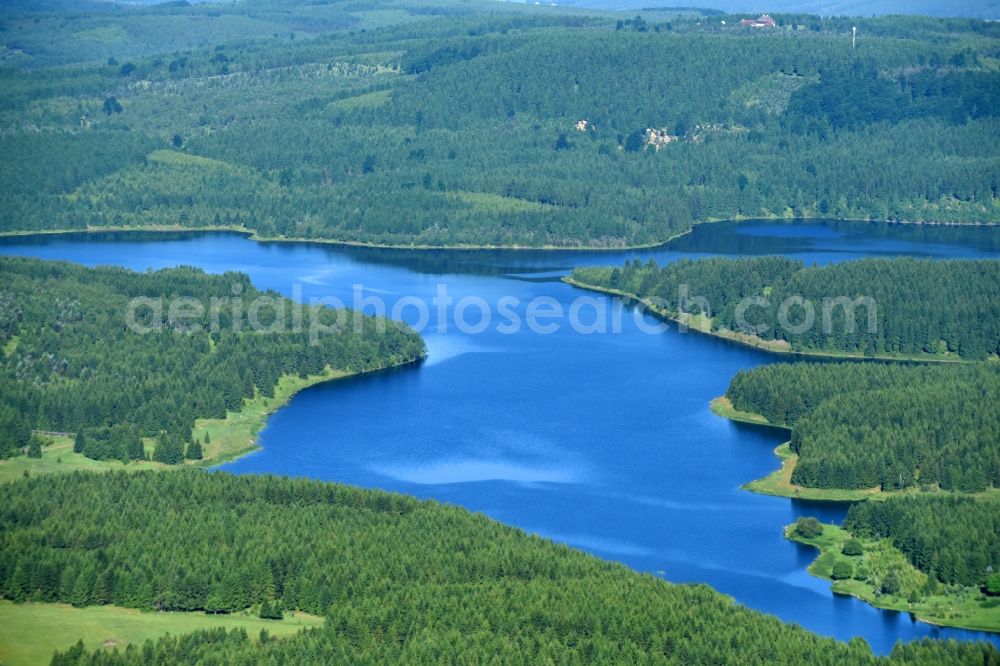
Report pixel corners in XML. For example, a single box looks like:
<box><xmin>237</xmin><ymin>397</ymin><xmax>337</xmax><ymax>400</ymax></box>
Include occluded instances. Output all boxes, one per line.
<box><xmin>555</xmin><ymin>0</ymin><xmax>999</xmax><ymax>19</ymax></box>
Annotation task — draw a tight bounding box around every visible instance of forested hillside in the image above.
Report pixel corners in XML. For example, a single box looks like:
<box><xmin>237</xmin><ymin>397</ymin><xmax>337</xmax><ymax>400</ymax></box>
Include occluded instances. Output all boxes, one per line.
<box><xmin>845</xmin><ymin>496</ymin><xmax>1000</xmax><ymax>588</ymax></box>
<box><xmin>0</xmin><ymin>257</ymin><xmax>424</xmax><ymax>461</ymax></box>
<box><xmin>0</xmin><ymin>471</ymin><xmax>994</xmax><ymax>665</ymax></box>
<box><xmin>1</xmin><ymin>2</ymin><xmax>998</xmax><ymax>246</ymax></box>
<box><xmin>571</xmin><ymin>257</ymin><xmax>1000</xmax><ymax>359</ymax></box>
<box><xmin>725</xmin><ymin>363</ymin><xmax>1000</xmax><ymax>491</ymax></box>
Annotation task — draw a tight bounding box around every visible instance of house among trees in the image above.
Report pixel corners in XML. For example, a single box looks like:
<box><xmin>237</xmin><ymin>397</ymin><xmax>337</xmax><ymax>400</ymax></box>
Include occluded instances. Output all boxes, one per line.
<box><xmin>644</xmin><ymin>127</ymin><xmax>677</xmax><ymax>149</ymax></box>
<box><xmin>740</xmin><ymin>14</ymin><xmax>776</xmax><ymax>28</ymax></box>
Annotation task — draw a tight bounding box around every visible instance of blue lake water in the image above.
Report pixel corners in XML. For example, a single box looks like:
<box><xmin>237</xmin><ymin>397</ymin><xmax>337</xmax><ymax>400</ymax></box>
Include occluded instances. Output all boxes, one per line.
<box><xmin>3</xmin><ymin>219</ymin><xmax>999</xmax><ymax>653</ymax></box>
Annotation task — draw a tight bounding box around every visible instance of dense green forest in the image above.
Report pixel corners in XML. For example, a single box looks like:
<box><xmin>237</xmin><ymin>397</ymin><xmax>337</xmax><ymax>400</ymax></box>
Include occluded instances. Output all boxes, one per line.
<box><xmin>1</xmin><ymin>1</ymin><xmax>998</xmax><ymax>246</ymax></box>
<box><xmin>844</xmin><ymin>496</ymin><xmax>1000</xmax><ymax>588</ymax></box>
<box><xmin>0</xmin><ymin>471</ymin><xmax>993</xmax><ymax>665</ymax></box>
<box><xmin>0</xmin><ymin>256</ymin><xmax>424</xmax><ymax>460</ymax></box>
<box><xmin>725</xmin><ymin>362</ymin><xmax>1000</xmax><ymax>491</ymax></box>
<box><xmin>571</xmin><ymin>257</ymin><xmax>1000</xmax><ymax>359</ymax></box>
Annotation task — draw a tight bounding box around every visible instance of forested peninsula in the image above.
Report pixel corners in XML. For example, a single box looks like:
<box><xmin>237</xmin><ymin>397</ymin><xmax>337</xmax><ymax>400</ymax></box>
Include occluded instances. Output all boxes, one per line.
<box><xmin>714</xmin><ymin>361</ymin><xmax>1000</xmax><ymax>631</ymax></box>
<box><xmin>722</xmin><ymin>362</ymin><xmax>1000</xmax><ymax>495</ymax></box>
<box><xmin>0</xmin><ymin>257</ymin><xmax>425</xmax><ymax>473</ymax></box>
<box><xmin>2</xmin><ymin>7</ymin><xmax>999</xmax><ymax>247</ymax></box>
<box><xmin>0</xmin><ymin>471</ymin><xmax>996</xmax><ymax>664</ymax></box>
<box><xmin>569</xmin><ymin>257</ymin><xmax>1000</xmax><ymax>360</ymax></box>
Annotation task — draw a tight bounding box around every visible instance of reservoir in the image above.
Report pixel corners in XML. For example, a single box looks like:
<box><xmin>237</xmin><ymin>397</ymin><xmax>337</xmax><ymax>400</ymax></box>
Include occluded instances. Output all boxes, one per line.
<box><xmin>3</xmin><ymin>219</ymin><xmax>999</xmax><ymax>652</ymax></box>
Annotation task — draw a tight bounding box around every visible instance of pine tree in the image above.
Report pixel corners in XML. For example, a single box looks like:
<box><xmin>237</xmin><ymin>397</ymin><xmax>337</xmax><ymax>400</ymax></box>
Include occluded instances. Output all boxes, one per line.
<box><xmin>260</xmin><ymin>599</ymin><xmax>283</xmax><ymax>620</ymax></box>
<box><xmin>186</xmin><ymin>439</ymin><xmax>203</xmax><ymax>460</ymax></box>
<box><xmin>74</xmin><ymin>430</ymin><xmax>86</xmax><ymax>453</ymax></box>
<box><xmin>152</xmin><ymin>433</ymin><xmax>184</xmax><ymax>465</ymax></box>
<box><xmin>27</xmin><ymin>436</ymin><xmax>42</xmax><ymax>459</ymax></box>
<box><xmin>128</xmin><ymin>437</ymin><xmax>146</xmax><ymax>461</ymax></box>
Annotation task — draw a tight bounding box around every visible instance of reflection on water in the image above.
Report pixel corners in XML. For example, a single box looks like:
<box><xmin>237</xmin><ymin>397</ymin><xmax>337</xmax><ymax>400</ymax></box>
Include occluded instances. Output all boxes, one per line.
<box><xmin>373</xmin><ymin>459</ymin><xmax>581</xmax><ymax>485</ymax></box>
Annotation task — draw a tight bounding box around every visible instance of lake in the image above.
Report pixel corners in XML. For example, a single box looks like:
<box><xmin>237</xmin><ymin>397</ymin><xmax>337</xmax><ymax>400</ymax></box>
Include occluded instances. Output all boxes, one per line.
<box><xmin>3</xmin><ymin>219</ymin><xmax>999</xmax><ymax>653</ymax></box>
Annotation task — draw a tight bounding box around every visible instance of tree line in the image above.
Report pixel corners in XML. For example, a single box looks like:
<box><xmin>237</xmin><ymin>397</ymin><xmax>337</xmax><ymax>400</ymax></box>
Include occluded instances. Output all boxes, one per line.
<box><xmin>1</xmin><ymin>10</ymin><xmax>998</xmax><ymax>247</ymax></box>
<box><xmin>0</xmin><ymin>471</ymin><xmax>993</xmax><ymax>665</ymax></box>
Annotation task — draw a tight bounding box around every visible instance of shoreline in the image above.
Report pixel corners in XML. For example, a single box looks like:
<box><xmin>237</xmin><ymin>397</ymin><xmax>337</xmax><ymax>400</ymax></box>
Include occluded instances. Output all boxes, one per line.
<box><xmin>0</xmin><ymin>224</ymin><xmax>672</xmax><ymax>252</ymax></box>
<box><xmin>1</xmin><ymin>215</ymin><xmax>996</xmax><ymax>253</ymax></box>
<box><xmin>708</xmin><ymin>398</ymin><xmax>884</xmax><ymax>501</ymax></box>
<box><xmin>710</xmin><ymin>397</ymin><xmax>1000</xmax><ymax>503</ymax></box>
<box><xmin>563</xmin><ymin>277</ymin><xmax>965</xmax><ymax>364</ymax></box>
<box><xmin>195</xmin><ymin>356</ymin><xmax>424</xmax><ymax>469</ymax></box>
<box><xmin>787</xmin><ymin>522</ymin><xmax>1000</xmax><ymax>634</ymax></box>
<box><xmin>713</xmin><ymin>396</ymin><xmax>1000</xmax><ymax>632</ymax></box>
<box><xmin>0</xmin><ymin>356</ymin><xmax>424</xmax><ymax>484</ymax></box>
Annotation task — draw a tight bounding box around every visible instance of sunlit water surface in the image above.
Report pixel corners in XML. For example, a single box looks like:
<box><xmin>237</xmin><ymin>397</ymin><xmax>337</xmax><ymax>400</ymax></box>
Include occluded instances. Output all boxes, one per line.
<box><xmin>4</xmin><ymin>220</ymin><xmax>1000</xmax><ymax>653</ymax></box>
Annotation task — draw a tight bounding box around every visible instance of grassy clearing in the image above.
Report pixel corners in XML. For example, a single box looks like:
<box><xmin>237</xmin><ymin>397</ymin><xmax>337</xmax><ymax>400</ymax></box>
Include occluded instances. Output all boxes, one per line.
<box><xmin>730</xmin><ymin>72</ymin><xmax>816</xmax><ymax>116</ymax></box>
<box><xmin>788</xmin><ymin>522</ymin><xmax>1000</xmax><ymax>633</ymax></box>
<box><xmin>0</xmin><ymin>600</ymin><xmax>323</xmax><ymax>666</ymax></box>
<box><xmin>145</xmin><ymin>149</ymin><xmax>235</xmax><ymax>169</ymax></box>
<box><xmin>0</xmin><ymin>367</ymin><xmax>358</xmax><ymax>483</ymax></box>
<box><xmin>72</xmin><ymin>25</ymin><xmax>129</xmax><ymax>43</ymax></box>
<box><xmin>3</xmin><ymin>335</ymin><xmax>19</xmax><ymax>356</ymax></box>
<box><xmin>0</xmin><ymin>437</ymin><xmax>163</xmax><ymax>485</ymax></box>
<box><xmin>325</xmin><ymin>89</ymin><xmax>392</xmax><ymax>112</ymax></box>
<box><xmin>445</xmin><ymin>190</ymin><xmax>553</xmax><ymax>213</ymax></box>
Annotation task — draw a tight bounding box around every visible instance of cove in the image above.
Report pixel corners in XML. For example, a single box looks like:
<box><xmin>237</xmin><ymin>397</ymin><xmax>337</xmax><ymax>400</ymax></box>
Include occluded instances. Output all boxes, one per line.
<box><xmin>3</xmin><ymin>219</ymin><xmax>1000</xmax><ymax>654</ymax></box>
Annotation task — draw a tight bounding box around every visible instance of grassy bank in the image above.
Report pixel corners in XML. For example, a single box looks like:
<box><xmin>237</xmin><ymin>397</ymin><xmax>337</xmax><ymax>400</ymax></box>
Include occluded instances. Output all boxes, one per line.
<box><xmin>0</xmin><ymin>364</ymin><xmax>412</xmax><ymax>484</ymax></box>
<box><xmin>787</xmin><ymin>522</ymin><xmax>1000</xmax><ymax>633</ymax></box>
<box><xmin>0</xmin><ymin>600</ymin><xmax>324</xmax><ymax>666</ymax></box>
<box><xmin>710</xmin><ymin>396</ymin><xmax>882</xmax><ymax>500</ymax></box>
<box><xmin>188</xmin><ymin>366</ymin><xmax>357</xmax><ymax>468</ymax></box>
<box><xmin>564</xmin><ymin>276</ymin><xmax>964</xmax><ymax>364</ymax></box>
<box><xmin>745</xmin><ymin>443</ymin><xmax>885</xmax><ymax>502</ymax></box>
<box><xmin>709</xmin><ymin>396</ymin><xmax>771</xmax><ymax>425</ymax></box>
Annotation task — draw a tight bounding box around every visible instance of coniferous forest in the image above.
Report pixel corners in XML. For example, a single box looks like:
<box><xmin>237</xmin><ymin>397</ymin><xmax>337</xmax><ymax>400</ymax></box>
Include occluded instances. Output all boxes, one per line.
<box><xmin>725</xmin><ymin>362</ymin><xmax>1000</xmax><ymax>491</ymax></box>
<box><xmin>0</xmin><ymin>256</ymin><xmax>425</xmax><ymax>460</ymax></box>
<box><xmin>2</xmin><ymin>0</ymin><xmax>1000</xmax><ymax>661</ymax></box>
<box><xmin>0</xmin><ymin>471</ymin><xmax>993</xmax><ymax>665</ymax></box>
<box><xmin>844</xmin><ymin>496</ymin><xmax>1000</xmax><ymax>588</ymax></box>
<box><xmin>571</xmin><ymin>257</ymin><xmax>1000</xmax><ymax>359</ymax></box>
<box><xmin>1</xmin><ymin>4</ymin><xmax>999</xmax><ymax>247</ymax></box>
